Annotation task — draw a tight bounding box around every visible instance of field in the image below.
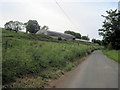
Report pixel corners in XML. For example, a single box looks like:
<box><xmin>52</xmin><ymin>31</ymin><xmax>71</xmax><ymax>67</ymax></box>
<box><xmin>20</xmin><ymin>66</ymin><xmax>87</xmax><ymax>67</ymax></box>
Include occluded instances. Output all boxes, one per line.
<box><xmin>2</xmin><ymin>29</ymin><xmax>103</xmax><ymax>88</ymax></box>
<box><xmin>103</xmin><ymin>50</ymin><xmax>119</xmax><ymax>63</ymax></box>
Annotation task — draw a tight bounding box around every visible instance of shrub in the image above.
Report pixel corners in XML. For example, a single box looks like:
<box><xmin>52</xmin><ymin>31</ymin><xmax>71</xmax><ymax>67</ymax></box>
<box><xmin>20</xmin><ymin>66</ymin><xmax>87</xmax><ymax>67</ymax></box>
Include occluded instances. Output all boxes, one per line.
<box><xmin>58</xmin><ymin>37</ymin><xmax>62</xmax><ymax>40</ymax></box>
<box><xmin>64</xmin><ymin>63</ymin><xmax>75</xmax><ymax>72</ymax></box>
<box><xmin>107</xmin><ymin>42</ymin><xmax>112</xmax><ymax>50</ymax></box>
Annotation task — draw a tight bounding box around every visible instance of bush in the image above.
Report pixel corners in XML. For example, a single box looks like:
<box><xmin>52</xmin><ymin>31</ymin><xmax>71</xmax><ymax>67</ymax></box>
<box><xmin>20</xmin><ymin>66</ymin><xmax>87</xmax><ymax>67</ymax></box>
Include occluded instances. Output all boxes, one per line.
<box><xmin>64</xmin><ymin>39</ymin><xmax>67</xmax><ymax>41</ymax></box>
<box><xmin>64</xmin><ymin>63</ymin><xmax>75</xmax><ymax>72</ymax></box>
<box><xmin>107</xmin><ymin>42</ymin><xmax>112</xmax><ymax>50</ymax></box>
<box><xmin>58</xmin><ymin>37</ymin><xmax>62</xmax><ymax>40</ymax></box>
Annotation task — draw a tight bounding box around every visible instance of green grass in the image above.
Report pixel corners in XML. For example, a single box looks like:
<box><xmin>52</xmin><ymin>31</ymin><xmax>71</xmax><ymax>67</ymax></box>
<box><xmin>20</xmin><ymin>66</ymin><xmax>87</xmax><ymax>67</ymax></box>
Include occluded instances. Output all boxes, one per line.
<box><xmin>2</xmin><ymin>28</ymin><xmax>103</xmax><ymax>88</ymax></box>
<box><xmin>103</xmin><ymin>50</ymin><xmax>119</xmax><ymax>63</ymax></box>
<box><xmin>64</xmin><ymin>62</ymin><xmax>75</xmax><ymax>72</ymax></box>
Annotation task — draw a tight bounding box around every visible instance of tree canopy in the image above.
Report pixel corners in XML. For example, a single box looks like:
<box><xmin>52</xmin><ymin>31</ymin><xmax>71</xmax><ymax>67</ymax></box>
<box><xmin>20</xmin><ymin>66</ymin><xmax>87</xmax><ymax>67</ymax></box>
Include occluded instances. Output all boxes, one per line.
<box><xmin>64</xmin><ymin>30</ymin><xmax>81</xmax><ymax>39</ymax></box>
<box><xmin>98</xmin><ymin>9</ymin><xmax>120</xmax><ymax>50</ymax></box>
<box><xmin>92</xmin><ymin>39</ymin><xmax>102</xmax><ymax>45</ymax></box>
<box><xmin>81</xmin><ymin>36</ymin><xmax>90</xmax><ymax>41</ymax></box>
<box><xmin>4</xmin><ymin>21</ymin><xmax>24</xmax><ymax>32</ymax></box>
<box><xmin>41</xmin><ymin>25</ymin><xmax>49</xmax><ymax>30</ymax></box>
<box><xmin>26</xmin><ymin>20</ymin><xmax>40</xmax><ymax>33</ymax></box>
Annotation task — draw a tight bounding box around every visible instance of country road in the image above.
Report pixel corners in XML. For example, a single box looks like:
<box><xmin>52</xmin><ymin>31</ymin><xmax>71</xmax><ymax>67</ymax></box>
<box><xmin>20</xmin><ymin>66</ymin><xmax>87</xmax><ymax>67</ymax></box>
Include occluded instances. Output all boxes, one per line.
<box><xmin>56</xmin><ymin>50</ymin><xmax>118</xmax><ymax>88</ymax></box>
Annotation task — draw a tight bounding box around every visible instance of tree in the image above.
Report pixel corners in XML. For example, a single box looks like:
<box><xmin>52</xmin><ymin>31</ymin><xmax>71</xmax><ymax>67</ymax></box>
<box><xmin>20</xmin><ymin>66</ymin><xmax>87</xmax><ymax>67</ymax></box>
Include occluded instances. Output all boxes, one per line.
<box><xmin>98</xmin><ymin>9</ymin><xmax>120</xmax><ymax>49</ymax></box>
<box><xmin>4</xmin><ymin>21</ymin><xmax>13</xmax><ymax>31</ymax></box>
<box><xmin>26</xmin><ymin>20</ymin><xmax>40</xmax><ymax>34</ymax></box>
<box><xmin>41</xmin><ymin>25</ymin><xmax>49</xmax><ymax>30</ymax></box>
<box><xmin>64</xmin><ymin>30</ymin><xmax>81</xmax><ymax>39</ymax></box>
<box><xmin>92</xmin><ymin>39</ymin><xmax>95</xmax><ymax>43</ymax></box>
<box><xmin>92</xmin><ymin>39</ymin><xmax>102</xmax><ymax>45</ymax></box>
<box><xmin>14</xmin><ymin>21</ymin><xmax>24</xmax><ymax>32</ymax></box>
<box><xmin>4</xmin><ymin>21</ymin><xmax>23</xmax><ymax>32</ymax></box>
<box><xmin>81</xmin><ymin>36</ymin><xmax>89</xmax><ymax>41</ymax></box>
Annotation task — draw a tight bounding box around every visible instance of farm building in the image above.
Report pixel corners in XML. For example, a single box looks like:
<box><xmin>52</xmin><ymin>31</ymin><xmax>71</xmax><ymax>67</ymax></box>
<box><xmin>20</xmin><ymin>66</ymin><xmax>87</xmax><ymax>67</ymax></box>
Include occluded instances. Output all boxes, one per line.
<box><xmin>36</xmin><ymin>29</ymin><xmax>75</xmax><ymax>40</ymax></box>
<box><xmin>75</xmin><ymin>38</ymin><xmax>91</xmax><ymax>43</ymax></box>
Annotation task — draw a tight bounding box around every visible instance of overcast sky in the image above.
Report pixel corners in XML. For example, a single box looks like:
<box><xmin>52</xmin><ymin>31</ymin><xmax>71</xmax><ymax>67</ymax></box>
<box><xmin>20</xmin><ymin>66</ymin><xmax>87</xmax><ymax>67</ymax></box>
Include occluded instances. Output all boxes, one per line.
<box><xmin>0</xmin><ymin>0</ymin><xmax>119</xmax><ymax>40</ymax></box>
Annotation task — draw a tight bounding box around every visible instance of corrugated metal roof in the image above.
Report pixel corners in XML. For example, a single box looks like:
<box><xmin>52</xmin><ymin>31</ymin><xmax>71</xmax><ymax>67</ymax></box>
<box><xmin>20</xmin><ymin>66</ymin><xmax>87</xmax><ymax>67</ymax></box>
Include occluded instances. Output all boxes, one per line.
<box><xmin>37</xmin><ymin>30</ymin><xmax>75</xmax><ymax>39</ymax></box>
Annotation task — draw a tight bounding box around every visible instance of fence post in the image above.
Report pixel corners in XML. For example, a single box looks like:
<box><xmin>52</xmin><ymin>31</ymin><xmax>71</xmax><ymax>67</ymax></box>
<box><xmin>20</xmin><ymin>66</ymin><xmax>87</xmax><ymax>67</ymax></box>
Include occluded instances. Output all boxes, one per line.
<box><xmin>5</xmin><ymin>41</ymin><xmax>8</xmax><ymax>52</ymax></box>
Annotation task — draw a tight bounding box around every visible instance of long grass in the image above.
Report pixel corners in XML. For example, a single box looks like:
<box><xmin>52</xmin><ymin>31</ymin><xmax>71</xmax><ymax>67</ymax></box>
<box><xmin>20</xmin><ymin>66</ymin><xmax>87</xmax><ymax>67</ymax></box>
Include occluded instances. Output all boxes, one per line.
<box><xmin>2</xmin><ymin>29</ymin><xmax>103</xmax><ymax>87</ymax></box>
<box><xmin>103</xmin><ymin>50</ymin><xmax>119</xmax><ymax>63</ymax></box>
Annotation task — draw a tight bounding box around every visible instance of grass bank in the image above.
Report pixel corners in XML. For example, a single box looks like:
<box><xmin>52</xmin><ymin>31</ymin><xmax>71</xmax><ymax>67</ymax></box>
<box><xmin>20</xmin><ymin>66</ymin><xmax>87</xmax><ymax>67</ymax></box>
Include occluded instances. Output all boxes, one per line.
<box><xmin>2</xmin><ymin>29</ymin><xmax>103</xmax><ymax>88</ymax></box>
<box><xmin>103</xmin><ymin>50</ymin><xmax>119</xmax><ymax>63</ymax></box>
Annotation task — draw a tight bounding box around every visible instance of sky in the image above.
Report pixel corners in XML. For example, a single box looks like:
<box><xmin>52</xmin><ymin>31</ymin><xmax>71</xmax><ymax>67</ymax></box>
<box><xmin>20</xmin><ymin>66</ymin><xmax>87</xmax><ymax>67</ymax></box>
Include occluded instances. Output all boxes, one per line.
<box><xmin>0</xmin><ymin>0</ymin><xmax>119</xmax><ymax>40</ymax></box>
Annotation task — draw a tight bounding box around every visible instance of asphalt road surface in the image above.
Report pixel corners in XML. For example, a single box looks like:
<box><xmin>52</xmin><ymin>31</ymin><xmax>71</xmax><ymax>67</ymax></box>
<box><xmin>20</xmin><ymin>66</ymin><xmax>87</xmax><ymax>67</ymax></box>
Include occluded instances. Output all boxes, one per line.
<box><xmin>56</xmin><ymin>50</ymin><xmax>118</xmax><ymax>88</ymax></box>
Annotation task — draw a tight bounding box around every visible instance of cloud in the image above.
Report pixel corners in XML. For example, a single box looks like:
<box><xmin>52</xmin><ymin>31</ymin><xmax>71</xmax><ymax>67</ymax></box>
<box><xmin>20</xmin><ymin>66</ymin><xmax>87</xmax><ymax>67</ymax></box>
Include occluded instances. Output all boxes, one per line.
<box><xmin>2</xmin><ymin>0</ymin><xmax>120</xmax><ymax>2</ymax></box>
<box><xmin>59</xmin><ymin>0</ymin><xmax>119</xmax><ymax>2</ymax></box>
<box><xmin>0</xmin><ymin>0</ymin><xmax>118</xmax><ymax>40</ymax></box>
<box><xmin>59</xmin><ymin>2</ymin><xmax>118</xmax><ymax>40</ymax></box>
<box><xmin>0</xmin><ymin>1</ymin><xmax>75</xmax><ymax>31</ymax></box>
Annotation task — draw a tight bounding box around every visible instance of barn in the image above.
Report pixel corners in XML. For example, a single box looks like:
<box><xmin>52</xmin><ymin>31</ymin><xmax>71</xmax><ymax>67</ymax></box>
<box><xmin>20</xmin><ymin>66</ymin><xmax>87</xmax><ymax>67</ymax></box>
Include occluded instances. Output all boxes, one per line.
<box><xmin>75</xmin><ymin>38</ymin><xmax>91</xmax><ymax>44</ymax></box>
<box><xmin>36</xmin><ymin>29</ymin><xmax>75</xmax><ymax>40</ymax></box>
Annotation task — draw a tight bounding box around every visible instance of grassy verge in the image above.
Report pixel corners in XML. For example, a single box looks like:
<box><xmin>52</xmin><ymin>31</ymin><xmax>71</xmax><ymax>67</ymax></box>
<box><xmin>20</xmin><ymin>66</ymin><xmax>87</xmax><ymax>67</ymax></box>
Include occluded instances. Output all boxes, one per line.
<box><xmin>2</xmin><ymin>29</ymin><xmax>103</xmax><ymax>88</ymax></box>
<box><xmin>103</xmin><ymin>50</ymin><xmax>119</xmax><ymax>63</ymax></box>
